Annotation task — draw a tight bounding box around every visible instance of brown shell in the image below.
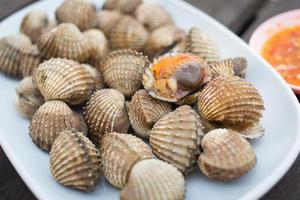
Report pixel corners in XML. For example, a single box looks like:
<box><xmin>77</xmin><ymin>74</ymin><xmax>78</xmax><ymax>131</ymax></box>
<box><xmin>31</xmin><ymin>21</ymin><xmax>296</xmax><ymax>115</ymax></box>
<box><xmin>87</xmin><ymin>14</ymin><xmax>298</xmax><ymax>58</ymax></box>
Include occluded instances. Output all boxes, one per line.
<box><xmin>103</xmin><ymin>0</ymin><xmax>142</xmax><ymax>14</ymax></box>
<box><xmin>55</xmin><ymin>0</ymin><xmax>96</xmax><ymax>31</ymax></box>
<box><xmin>198</xmin><ymin>76</ymin><xmax>265</xmax><ymax>135</ymax></box>
<box><xmin>175</xmin><ymin>90</ymin><xmax>202</xmax><ymax>106</ymax></box>
<box><xmin>100</xmin><ymin>50</ymin><xmax>150</xmax><ymax>97</ymax></box>
<box><xmin>14</xmin><ymin>76</ymin><xmax>44</xmax><ymax>119</ymax></box>
<box><xmin>20</xmin><ymin>10</ymin><xmax>49</xmax><ymax>43</ymax></box>
<box><xmin>179</xmin><ymin>27</ymin><xmax>220</xmax><ymax>63</ymax></box>
<box><xmin>143</xmin><ymin>52</ymin><xmax>211</xmax><ymax>102</ymax></box>
<box><xmin>100</xmin><ymin>132</ymin><xmax>153</xmax><ymax>188</ymax></box>
<box><xmin>120</xmin><ymin>159</ymin><xmax>186</xmax><ymax>200</ymax></box>
<box><xmin>198</xmin><ymin>129</ymin><xmax>257</xmax><ymax>181</ymax></box>
<box><xmin>128</xmin><ymin>90</ymin><xmax>173</xmax><ymax>138</ymax></box>
<box><xmin>81</xmin><ymin>64</ymin><xmax>104</xmax><ymax>90</ymax></box>
<box><xmin>109</xmin><ymin>16</ymin><xmax>149</xmax><ymax>51</ymax></box>
<box><xmin>0</xmin><ymin>34</ymin><xmax>40</xmax><ymax>78</ymax></box>
<box><xmin>50</xmin><ymin>129</ymin><xmax>100</xmax><ymax>191</ymax></box>
<box><xmin>232</xmin><ymin>57</ymin><xmax>247</xmax><ymax>78</ymax></box>
<box><xmin>33</xmin><ymin>58</ymin><xmax>95</xmax><ymax>105</ymax></box>
<box><xmin>29</xmin><ymin>100</ymin><xmax>87</xmax><ymax>151</ymax></box>
<box><xmin>83</xmin><ymin>89</ymin><xmax>130</xmax><ymax>142</ymax></box>
<box><xmin>37</xmin><ymin>23</ymin><xmax>89</xmax><ymax>62</ymax></box>
<box><xmin>144</xmin><ymin>25</ymin><xmax>185</xmax><ymax>59</ymax></box>
<box><xmin>95</xmin><ymin>10</ymin><xmax>123</xmax><ymax>37</ymax></box>
<box><xmin>150</xmin><ymin>105</ymin><xmax>204</xmax><ymax>174</ymax></box>
<box><xmin>135</xmin><ymin>3</ymin><xmax>174</xmax><ymax>31</ymax></box>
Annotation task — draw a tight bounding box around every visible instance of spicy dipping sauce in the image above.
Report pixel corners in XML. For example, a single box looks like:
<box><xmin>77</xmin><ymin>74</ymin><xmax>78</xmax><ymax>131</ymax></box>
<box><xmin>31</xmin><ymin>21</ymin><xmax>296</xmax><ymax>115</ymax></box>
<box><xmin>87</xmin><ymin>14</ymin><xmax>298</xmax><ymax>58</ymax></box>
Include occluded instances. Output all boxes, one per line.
<box><xmin>261</xmin><ymin>25</ymin><xmax>300</xmax><ymax>86</ymax></box>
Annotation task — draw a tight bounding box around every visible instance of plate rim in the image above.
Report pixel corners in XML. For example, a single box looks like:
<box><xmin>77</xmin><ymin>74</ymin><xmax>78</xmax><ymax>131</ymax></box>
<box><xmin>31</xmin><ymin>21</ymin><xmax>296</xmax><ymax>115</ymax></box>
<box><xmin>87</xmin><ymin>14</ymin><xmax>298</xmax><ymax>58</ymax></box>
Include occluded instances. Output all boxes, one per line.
<box><xmin>0</xmin><ymin>0</ymin><xmax>300</xmax><ymax>200</ymax></box>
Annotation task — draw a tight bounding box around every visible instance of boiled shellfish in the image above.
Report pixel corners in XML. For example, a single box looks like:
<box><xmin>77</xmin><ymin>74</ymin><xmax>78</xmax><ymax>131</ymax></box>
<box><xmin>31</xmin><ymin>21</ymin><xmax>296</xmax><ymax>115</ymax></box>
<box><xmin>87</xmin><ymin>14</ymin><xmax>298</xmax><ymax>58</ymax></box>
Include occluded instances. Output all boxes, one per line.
<box><xmin>100</xmin><ymin>132</ymin><xmax>153</xmax><ymax>188</ymax></box>
<box><xmin>81</xmin><ymin>64</ymin><xmax>104</xmax><ymax>90</ymax></box>
<box><xmin>103</xmin><ymin>0</ymin><xmax>142</xmax><ymax>14</ymax></box>
<box><xmin>50</xmin><ymin>129</ymin><xmax>100</xmax><ymax>191</ymax></box>
<box><xmin>95</xmin><ymin>10</ymin><xmax>122</xmax><ymax>37</ymax></box>
<box><xmin>143</xmin><ymin>53</ymin><xmax>211</xmax><ymax>102</ymax></box>
<box><xmin>198</xmin><ymin>128</ymin><xmax>257</xmax><ymax>181</ymax></box>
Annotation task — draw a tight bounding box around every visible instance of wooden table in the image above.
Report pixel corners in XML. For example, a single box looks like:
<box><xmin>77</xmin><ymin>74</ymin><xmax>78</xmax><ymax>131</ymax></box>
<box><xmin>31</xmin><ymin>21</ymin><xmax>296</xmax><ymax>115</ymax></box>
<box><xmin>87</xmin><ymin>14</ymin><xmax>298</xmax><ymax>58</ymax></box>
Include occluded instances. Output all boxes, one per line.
<box><xmin>1</xmin><ymin>0</ymin><xmax>300</xmax><ymax>199</ymax></box>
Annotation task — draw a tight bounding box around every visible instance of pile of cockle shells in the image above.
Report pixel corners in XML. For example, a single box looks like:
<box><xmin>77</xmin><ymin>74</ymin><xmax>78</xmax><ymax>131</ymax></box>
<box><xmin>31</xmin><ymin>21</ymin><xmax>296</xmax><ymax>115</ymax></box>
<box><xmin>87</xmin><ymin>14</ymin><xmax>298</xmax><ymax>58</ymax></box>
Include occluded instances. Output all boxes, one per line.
<box><xmin>0</xmin><ymin>0</ymin><xmax>265</xmax><ymax>199</ymax></box>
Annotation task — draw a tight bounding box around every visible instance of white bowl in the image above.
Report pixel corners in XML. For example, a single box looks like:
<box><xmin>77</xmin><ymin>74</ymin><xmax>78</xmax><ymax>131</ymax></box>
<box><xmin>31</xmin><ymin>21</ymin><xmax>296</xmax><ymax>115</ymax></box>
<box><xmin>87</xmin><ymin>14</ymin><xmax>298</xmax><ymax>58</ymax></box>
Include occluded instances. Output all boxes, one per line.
<box><xmin>0</xmin><ymin>0</ymin><xmax>300</xmax><ymax>200</ymax></box>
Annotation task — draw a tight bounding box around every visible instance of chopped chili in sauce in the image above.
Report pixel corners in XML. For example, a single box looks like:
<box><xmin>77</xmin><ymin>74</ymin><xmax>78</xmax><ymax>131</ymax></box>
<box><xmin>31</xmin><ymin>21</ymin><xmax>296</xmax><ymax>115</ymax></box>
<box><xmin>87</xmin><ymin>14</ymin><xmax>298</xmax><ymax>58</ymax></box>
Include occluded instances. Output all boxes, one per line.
<box><xmin>261</xmin><ymin>25</ymin><xmax>300</xmax><ymax>86</ymax></box>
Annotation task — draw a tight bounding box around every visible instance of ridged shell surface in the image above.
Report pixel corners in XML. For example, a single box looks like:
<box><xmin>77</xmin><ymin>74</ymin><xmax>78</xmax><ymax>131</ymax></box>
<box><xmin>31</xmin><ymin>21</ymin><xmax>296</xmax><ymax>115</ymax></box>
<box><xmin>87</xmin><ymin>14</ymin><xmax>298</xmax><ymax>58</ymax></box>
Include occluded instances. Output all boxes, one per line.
<box><xmin>14</xmin><ymin>76</ymin><xmax>44</xmax><ymax>118</ymax></box>
<box><xmin>129</xmin><ymin>90</ymin><xmax>173</xmax><ymax>138</ymax></box>
<box><xmin>103</xmin><ymin>0</ymin><xmax>142</xmax><ymax>14</ymax></box>
<box><xmin>0</xmin><ymin>34</ymin><xmax>40</xmax><ymax>77</ymax></box>
<box><xmin>33</xmin><ymin>58</ymin><xmax>95</xmax><ymax>105</ymax></box>
<box><xmin>198</xmin><ymin>76</ymin><xmax>265</xmax><ymax>133</ymax></box>
<box><xmin>96</xmin><ymin>10</ymin><xmax>122</xmax><ymax>36</ymax></box>
<box><xmin>82</xmin><ymin>64</ymin><xmax>104</xmax><ymax>90</ymax></box>
<box><xmin>37</xmin><ymin>23</ymin><xmax>89</xmax><ymax>62</ymax></box>
<box><xmin>55</xmin><ymin>0</ymin><xmax>96</xmax><ymax>31</ymax></box>
<box><xmin>101</xmin><ymin>50</ymin><xmax>150</xmax><ymax>97</ymax></box>
<box><xmin>100</xmin><ymin>132</ymin><xmax>153</xmax><ymax>188</ymax></box>
<box><xmin>143</xmin><ymin>53</ymin><xmax>210</xmax><ymax>102</ymax></box>
<box><xmin>109</xmin><ymin>16</ymin><xmax>149</xmax><ymax>51</ymax></box>
<box><xmin>135</xmin><ymin>3</ymin><xmax>174</xmax><ymax>31</ymax></box>
<box><xmin>198</xmin><ymin>129</ymin><xmax>257</xmax><ymax>181</ymax></box>
<box><xmin>150</xmin><ymin>105</ymin><xmax>203</xmax><ymax>174</ymax></box>
<box><xmin>83</xmin><ymin>89</ymin><xmax>130</xmax><ymax>142</ymax></box>
<box><xmin>29</xmin><ymin>100</ymin><xmax>87</xmax><ymax>151</ymax></box>
<box><xmin>120</xmin><ymin>159</ymin><xmax>185</xmax><ymax>200</ymax></box>
<box><xmin>144</xmin><ymin>25</ymin><xmax>185</xmax><ymax>59</ymax></box>
<box><xmin>50</xmin><ymin>129</ymin><xmax>100</xmax><ymax>191</ymax></box>
<box><xmin>180</xmin><ymin>27</ymin><xmax>220</xmax><ymax>63</ymax></box>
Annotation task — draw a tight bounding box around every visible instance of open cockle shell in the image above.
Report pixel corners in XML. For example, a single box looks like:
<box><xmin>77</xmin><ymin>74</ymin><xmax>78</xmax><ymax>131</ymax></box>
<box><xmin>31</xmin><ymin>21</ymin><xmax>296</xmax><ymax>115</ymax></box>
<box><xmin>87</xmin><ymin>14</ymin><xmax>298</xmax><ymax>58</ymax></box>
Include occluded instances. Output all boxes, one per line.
<box><xmin>29</xmin><ymin>100</ymin><xmax>87</xmax><ymax>152</ymax></box>
<box><xmin>150</xmin><ymin>105</ymin><xmax>204</xmax><ymax>174</ymax></box>
<box><xmin>50</xmin><ymin>129</ymin><xmax>100</xmax><ymax>191</ymax></box>
<box><xmin>198</xmin><ymin>129</ymin><xmax>257</xmax><ymax>181</ymax></box>
<box><xmin>96</xmin><ymin>10</ymin><xmax>123</xmax><ymax>37</ymax></box>
<box><xmin>100</xmin><ymin>50</ymin><xmax>150</xmax><ymax>97</ymax></box>
<box><xmin>179</xmin><ymin>27</ymin><xmax>220</xmax><ymax>63</ymax></box>
<box><xmin>14</xmin><ymin>76</ymin><xmax>44</xmax><ymax>119</ymax></box>
<box><xmin>103</xmin><ymin>0</ymin><xmax>142</xmax><ymax>14</ymax></box>
<box><xmin>128</xmin><ymin>90</ymin><xmax>173</xmax><ymax>138</ymax></box>
<box><xmin>120</xmin><ymin>159</ymin><xmax>186</xmax><ymax>200</ymax></box>
<box><xmin>143</xmin><ymin>52</ymin><xmax>211</xmax><ymax>102</ymax></box>
<box><xmin>0</xmin><ymin>34</ymin><xmax>40</xmax><ymax>78</ymax></box>
<box><xmin>100</xmin><ymin>132</ymin><xmax>153</xmax><ymax>188</ymax></box>
<box><xmin>37</xmin><ymin>23</ymin><xmax>89</xmax><ymax>62</ymax></box>
<box><xmin>109</xmin><ymin>16</ymin><xmax>149</xmax><ymax>51</ymax></box>
<box><xmin>83</xmin><ymin>89</ymin><xmax>130</xmax><ymax>143</ymax></box>
<box><xmin>55</xmin><ymin>0</ymin><xmax>96</xmax><ymax>31</ymax></box>
<box><xmin>198</xmin><ymin>76</ymin><xmax>265</xmax><ymax>137</ymax></box>
<box><xmin>33</xmin><ymin>58</ymin><xmax>95</xmax><ymax>105</ymax></box>
<box><xmin>144</xmin><ymin>25</ymin><xmax>185</xmax><ymax>60</ymax></box>
<box><xmin>135</xmin><ymin>2</ymin><xmax>174</xmax><ymax>31</ymax></box>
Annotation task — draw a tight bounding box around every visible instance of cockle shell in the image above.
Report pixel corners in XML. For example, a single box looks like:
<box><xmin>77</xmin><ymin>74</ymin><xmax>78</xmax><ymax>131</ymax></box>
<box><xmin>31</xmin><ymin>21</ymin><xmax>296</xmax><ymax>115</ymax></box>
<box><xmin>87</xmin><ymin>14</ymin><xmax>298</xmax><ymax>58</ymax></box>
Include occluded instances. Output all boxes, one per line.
<box><xmin>198</xmin><ymin>76</ymin><xmax>265</xmax><ymax>136</ymax></box>
<box><xmin>179</xmin><ymin>27</ymin><xmax>220</xmax><ymax>63</ymax></box>
<box><xmin>198</xmin><ymin>129</ymin><xmax>257</xmax><ymax>181</ymax></box>
<box><xmin>29</xmin><ymin>100</ymin><xmax>87</xmax><ymax>151</ymax></box>
<box><xmin>83</xmin><ymin>89</ymin><xmax>130</xmax><ymax>142</ymax></box>
<box><xmin>175</xmin><ymin>90</ymin><xmax>202</xmax><ymax>106</ymax></box>
<box><xmin>33</xmin><ymin>58</ymin><xmax>95</xmax><ymax>105</ymax></box>
<box><xmin>96</xmin><ymin>10</ymin><xmax>123</xmax><ymax>37</ymax></box>
<box><xmin>100</xmin><ymin>132</ymin><xmax>153</xmax><ymax>188</ymax></box>
<box><xmin>0</xmin><ymin>34</ymin><xmax>40</xmax><ymax>78</ymax></box>
<box><xmin>100</xmin><ymin>50</ymin><xmax>150</xmax><ymax>97</ymax></box>
<box><xmin>20</xmin><ymin>10</ymin><xmax>50</xmax><ymax>43</ymax></box>
<box><xmin>144</xmin><ymin>25</ymin><xmax>185</xmax><ymax>59</ymax></box>
<box><xmin>55</xmin><ymin>0</ymin><xmax>96</xmax><ymax>31</ymax></box>
<box><xmin>109</xmin><ymin>16</ymin><xmax>149</xmax><ymax>51</ymax></box>
<box><xmin>103</xmin><ymin>0</ymin><xmax>142</xmax><ymax>14</ymax></box>
<box><xmin>120</xmin><ymin>159</ymin><xmax>186</xmax><ymax>200</ymax></box>
<box><xmin>50</xmin><ymin>129</ymin><xmax>100</xmax><ymax>191</ymax></box>
<box><xmin>135</xmin><ymin>3</ymin><xmax>174</xmax><ymax>31</ymax></box>
<box><xmin>82</xmin><ymin>64</ymin><xmax>104</xmax><ymax>90</ymax></box>
<box><xmin>150</xmin><ymin>105</ymin><xmax>204</xmax><ymax>174</ymax></box>
<box><xmin>143</xmin><ymin>53</ymin><xmax>211</xmax><ymax>102</ymax></box>
<box><xmin>232</xmin><ymin>57</ymin><xmax>247</xmax><ymax>78</ymax></box>
<box><xmin>128</xmin><ymin>90</ymin><xmax>173</xmax><ymax>138</ymax></box>
<box><xmin>37</xmin><ymin>23</ymin><xmax>89</xmax><ymax>62</ymax></box>
<box><xmin>14</xmin><ymin>76</ymin><xmax>44</xmax><ymax>119</ymax></box>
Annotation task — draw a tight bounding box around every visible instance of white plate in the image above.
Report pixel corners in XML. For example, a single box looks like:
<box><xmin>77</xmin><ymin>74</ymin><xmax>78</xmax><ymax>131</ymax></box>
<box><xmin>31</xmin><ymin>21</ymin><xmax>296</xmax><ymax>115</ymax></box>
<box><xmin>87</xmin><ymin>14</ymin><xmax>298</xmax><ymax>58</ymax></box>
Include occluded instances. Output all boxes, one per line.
<box><xmin>0</xmin><ymin>0</ymin><xmax>300</xmax><ymax>200</ymax></box>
